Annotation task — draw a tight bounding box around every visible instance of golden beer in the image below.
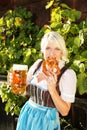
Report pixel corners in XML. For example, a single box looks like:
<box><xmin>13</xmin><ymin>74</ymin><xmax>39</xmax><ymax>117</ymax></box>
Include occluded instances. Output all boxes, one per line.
<box><xmin>11</xmin><ymin>64</ymin><xmax>28</xmax><ymax>94</ymax></box>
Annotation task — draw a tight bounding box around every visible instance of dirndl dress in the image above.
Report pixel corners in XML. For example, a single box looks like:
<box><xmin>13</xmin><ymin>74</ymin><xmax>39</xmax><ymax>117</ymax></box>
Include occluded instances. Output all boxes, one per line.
<box><xmin>16</xmin><ymin>99</ymin><xmax>60</xmax><ymax>130</ymax></box>
<box><xmin>16</xmin><ymin>62</ymin><xmax>61</xmax><ymax>130</ymax></box>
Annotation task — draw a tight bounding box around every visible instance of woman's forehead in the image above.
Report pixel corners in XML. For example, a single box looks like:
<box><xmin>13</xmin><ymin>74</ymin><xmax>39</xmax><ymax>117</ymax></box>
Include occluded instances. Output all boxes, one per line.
<box><xmin>45</xmin><ymin>41</ymin><xmax>59</xmax><ymax>48</ymax></box>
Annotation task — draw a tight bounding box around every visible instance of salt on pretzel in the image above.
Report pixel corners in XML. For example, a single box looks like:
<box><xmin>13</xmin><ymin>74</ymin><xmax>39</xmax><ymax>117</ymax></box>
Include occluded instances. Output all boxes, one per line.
<box><xmin>42</xmin><ymin>58</ymin><xmax>60</xmax><ymax>76</ymax></box>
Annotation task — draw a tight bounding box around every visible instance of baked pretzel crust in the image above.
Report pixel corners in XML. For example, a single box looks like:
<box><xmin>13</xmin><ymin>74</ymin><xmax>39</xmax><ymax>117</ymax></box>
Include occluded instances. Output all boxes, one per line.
<box><xmin>42</xmin><ymin>58</ymin><xmax>60</xmax><ymax>76</ymax></box>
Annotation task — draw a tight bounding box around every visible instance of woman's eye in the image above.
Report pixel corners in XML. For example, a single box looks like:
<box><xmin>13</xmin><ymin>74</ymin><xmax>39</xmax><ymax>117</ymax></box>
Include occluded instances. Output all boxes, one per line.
<box><xmin>55</xmin><ymin>48</ymin><xmax>60</xmax><ymax>51</ymax></box>
<box><xmin>46</xmin><ymin>47</ymin><xmax>50</xmax><ymax>50</ymax></box>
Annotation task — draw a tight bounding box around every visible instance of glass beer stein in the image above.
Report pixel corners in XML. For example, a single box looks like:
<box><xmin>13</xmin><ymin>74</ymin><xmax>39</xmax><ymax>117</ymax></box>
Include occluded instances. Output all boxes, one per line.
<box><xmin>8</xmin><ymin>64</ymin><xmax>28</xmax><ymax>94</ymax></box>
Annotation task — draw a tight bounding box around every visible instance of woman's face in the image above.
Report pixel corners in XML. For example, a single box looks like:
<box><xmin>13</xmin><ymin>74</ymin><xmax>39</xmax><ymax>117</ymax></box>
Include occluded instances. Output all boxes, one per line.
<box><xmin>43</xmin><ymin>42</ymin><xmax>63</xmax><ymax>61</ymax></box>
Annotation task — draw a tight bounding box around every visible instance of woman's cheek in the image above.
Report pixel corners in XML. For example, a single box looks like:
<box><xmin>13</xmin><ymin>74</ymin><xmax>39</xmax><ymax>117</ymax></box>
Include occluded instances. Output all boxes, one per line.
<box><xmin>45</xmin><ymin>52</ymin><xmax>49</xmax><ymax>57</ymax></box>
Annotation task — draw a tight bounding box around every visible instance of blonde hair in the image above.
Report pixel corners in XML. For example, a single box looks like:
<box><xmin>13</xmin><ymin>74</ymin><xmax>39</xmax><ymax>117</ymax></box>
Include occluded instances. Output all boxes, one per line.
<box><xmin>41</xmin><ymin>31</ymin><xmax>69</xmax><ymax>62</ymax></box>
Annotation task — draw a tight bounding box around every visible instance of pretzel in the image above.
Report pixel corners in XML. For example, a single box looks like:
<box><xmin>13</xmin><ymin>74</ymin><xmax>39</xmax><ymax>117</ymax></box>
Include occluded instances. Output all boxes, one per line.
<box><xmin>42</xmin><ymin>58</ymin><xmax>60</xmax><ymax>76</ymax></box>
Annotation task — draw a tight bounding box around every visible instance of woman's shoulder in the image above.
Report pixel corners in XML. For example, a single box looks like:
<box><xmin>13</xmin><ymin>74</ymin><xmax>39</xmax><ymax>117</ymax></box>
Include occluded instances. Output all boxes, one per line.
<box><xmin>62</xmin><ymin>67</ymin><xmax>77</xmax><ymax>79</ymax></box>
<box><xmin>28</xmin><ymin>59</ymin><xmax>43</xmax><ymax>72</ymax></box>
<box><xmin>26</xmin><ymin>59</ymin><xmax>43</xmax><ymax>84</ymax></box>
<box><xmin>34</xmin><ymin>59</ymin><xmax>43</xmax><ymax>65</ymax></box>
<box><xmin>64</xmin><ymin>68</ymin><xmax>76</xmax><ymax>74</ymax></box>
<box><xmin>31</xmin><ymin>59</ymin><xmax>43</xmax><ymax>68</ymax></box>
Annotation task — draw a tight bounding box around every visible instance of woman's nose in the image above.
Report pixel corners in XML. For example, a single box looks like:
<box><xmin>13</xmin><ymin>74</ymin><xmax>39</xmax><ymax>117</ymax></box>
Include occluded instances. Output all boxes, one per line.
<box><xmin>51</xmin><ymin>49</ymin><xmax>55</xmax><ymax>54</ymax></box>
<box><xmin>49</xmin><ymin>50</ymin><xmax>55</xmax><ymax>58</ymax></box>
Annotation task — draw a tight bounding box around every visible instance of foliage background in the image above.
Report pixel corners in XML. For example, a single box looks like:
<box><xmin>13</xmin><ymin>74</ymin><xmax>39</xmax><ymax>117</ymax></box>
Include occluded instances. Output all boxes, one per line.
<box><xmin>0</xmin><ymin>7</ymin><xmax>41</xmax><ymax>74</ymax></box>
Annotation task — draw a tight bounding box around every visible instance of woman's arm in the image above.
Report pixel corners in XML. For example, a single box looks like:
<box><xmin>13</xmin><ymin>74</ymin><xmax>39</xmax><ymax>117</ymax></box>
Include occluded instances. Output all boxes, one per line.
<box><xmin>49</xmin><ymin>87</ymin><xmax>71</xmax><ymax>116</ymax></box>
<box><xmin>42</xmin><ymin>69</ymin><xmax>77</xmax><ymax>116</ymax></box>
<box><xmin>45</xmin><ymin>73</ymin><xmax>71</xmax><ymax>116</ymax></box>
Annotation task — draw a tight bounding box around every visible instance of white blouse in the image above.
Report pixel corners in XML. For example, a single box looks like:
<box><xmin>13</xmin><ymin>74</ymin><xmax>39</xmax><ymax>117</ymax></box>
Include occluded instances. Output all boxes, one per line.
<box><xmin>27</xmin><ymin>59</ymin><xmax>77</xmax><ymax>103</ymax></box>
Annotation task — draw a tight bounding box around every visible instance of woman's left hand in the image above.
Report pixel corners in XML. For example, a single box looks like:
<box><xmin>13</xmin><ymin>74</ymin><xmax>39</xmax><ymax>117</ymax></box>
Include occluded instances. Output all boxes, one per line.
<box><xmin>45</xmin><ymin>72</ymin><xmax>57</xmax><ymax>91</ymax></box>
<box><xmin>38</xmin><ymin>71</ymin><xmax>58</xmax><ymax>92</ymax></box>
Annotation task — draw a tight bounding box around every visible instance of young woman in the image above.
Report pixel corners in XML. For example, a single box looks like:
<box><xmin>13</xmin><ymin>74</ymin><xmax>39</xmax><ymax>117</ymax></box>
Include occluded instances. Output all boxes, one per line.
<box><xmin>16</xmin><ymin>31</ymin><xmax>77</xmax><ymax>130</ymax></box>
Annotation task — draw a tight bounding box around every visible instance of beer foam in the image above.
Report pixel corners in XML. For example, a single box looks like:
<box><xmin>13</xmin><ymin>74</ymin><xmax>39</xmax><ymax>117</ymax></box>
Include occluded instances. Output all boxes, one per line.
<box><xmin>13</xmin><ymin>64</ymin><xmax>28</xmax><ymax>70</ymax></box>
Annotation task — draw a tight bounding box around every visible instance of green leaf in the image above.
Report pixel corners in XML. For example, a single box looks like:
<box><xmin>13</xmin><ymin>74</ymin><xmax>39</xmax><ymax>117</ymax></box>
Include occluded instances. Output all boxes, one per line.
<box><xmin>45</xmin><ymin>0</ymin><xmax>54</xmax><ymax>9</ymax></box>
<box><xmin>74</xmin><ymin>37</ymin><xmax>81</xmax><ymax>47</ymax></box>
<box><xmin>14</xmin><ymin>106</ymin><xmax>21</xmax><ymax>116</ymax></box>
<box><xmin>81</xmin><ymin>50</ymin><xmax>87</xmax><ymax>59</ymax></box>
<box><xmin>61</xmin><ymin>3</ymin><xmax>71</xmax><ymax>10</ymax></box>
<box><xmin>77</xmin><ymin>73</ymin><xmax>87</xmax><ymax>95</ymax></box>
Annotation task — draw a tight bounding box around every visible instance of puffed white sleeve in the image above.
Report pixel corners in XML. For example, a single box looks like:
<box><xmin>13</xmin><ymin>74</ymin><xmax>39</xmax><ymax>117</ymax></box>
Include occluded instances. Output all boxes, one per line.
<box><xmin>26</xmin><ymin>59</ymin><xmax>42</xmax><ymax>85</ymax></box>
<box><xmin>59</xmin><ymin>69</ymin><xmax>77</xmax><ymax>103</ymax></box>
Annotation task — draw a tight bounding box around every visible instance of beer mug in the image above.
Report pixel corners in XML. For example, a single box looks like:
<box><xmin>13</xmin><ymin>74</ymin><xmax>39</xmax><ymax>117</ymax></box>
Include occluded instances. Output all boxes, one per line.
<box><xmin>8</xmin><ymin>64</ymin><xmax>28</xmax><ymax>94</ymax></box>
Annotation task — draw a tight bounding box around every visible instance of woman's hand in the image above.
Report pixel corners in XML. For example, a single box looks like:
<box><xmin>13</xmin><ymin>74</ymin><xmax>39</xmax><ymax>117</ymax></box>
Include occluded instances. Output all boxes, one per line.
<box><xmin>44</xmin><ymin>72</ymin><xmax>57</xmax><ymax>92</ymax></box>
<box><xmin>37</xmin><ymin>70</ymin><xmax>58</xmax><ymax>93</ymax></box>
